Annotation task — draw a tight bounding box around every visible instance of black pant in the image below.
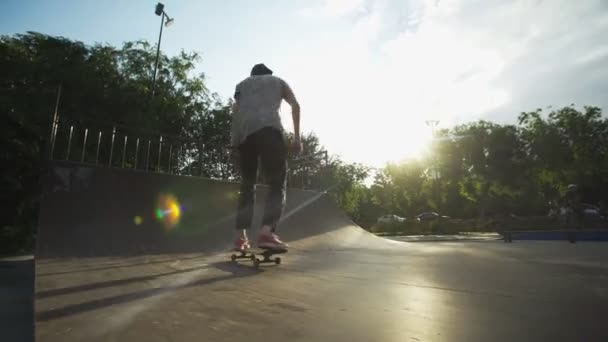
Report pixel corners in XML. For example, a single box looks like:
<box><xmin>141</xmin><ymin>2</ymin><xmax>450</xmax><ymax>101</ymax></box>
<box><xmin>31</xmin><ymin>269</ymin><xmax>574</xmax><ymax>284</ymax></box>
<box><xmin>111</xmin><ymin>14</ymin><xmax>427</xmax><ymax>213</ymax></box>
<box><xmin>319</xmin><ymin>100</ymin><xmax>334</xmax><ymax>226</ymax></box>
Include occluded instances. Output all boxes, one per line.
<box><xmin>236</xmin><ymin>127</ymin><xmax>287</xmax><ymax>232</ymax></box>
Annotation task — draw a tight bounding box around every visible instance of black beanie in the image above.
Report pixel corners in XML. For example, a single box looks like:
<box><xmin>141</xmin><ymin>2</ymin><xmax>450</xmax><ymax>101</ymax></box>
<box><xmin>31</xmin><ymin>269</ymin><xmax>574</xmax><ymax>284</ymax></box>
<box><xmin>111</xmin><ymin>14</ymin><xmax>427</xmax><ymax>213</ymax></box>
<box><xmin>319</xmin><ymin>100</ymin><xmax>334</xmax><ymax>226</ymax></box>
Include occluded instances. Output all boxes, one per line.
<box><xmin>250</xmin><ymin>63</ymin><xmax>273</xmax><ymax>76</ymax></box>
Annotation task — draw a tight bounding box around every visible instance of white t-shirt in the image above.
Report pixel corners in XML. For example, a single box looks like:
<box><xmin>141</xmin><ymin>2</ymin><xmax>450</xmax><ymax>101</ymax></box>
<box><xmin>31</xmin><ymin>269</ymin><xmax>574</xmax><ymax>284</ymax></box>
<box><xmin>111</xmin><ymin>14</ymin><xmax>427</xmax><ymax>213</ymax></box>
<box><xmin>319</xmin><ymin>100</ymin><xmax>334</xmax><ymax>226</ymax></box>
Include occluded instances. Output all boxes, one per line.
<box><xmin>231</xmin><ymin>75</ymin><xmax>294</xmax><ymax>146</ymax></box>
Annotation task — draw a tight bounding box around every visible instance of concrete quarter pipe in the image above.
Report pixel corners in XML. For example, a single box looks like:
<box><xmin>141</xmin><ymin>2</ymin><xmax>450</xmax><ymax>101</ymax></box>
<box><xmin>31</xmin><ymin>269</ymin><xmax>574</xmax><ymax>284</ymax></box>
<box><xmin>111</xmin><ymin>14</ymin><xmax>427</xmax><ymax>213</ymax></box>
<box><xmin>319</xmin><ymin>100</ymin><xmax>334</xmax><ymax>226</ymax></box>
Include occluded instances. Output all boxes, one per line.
<box><xmin>34</xmin><ymin>162</ymin><xmax>608</xmax><ymax>341</ymax></box>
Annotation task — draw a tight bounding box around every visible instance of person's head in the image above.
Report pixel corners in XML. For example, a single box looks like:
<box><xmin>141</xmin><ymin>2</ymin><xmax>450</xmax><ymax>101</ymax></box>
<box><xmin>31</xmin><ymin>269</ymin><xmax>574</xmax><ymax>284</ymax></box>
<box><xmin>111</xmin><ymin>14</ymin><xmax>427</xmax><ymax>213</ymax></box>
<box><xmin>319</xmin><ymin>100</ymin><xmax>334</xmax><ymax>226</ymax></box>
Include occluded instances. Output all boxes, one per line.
<box><xmin>250</xmin><ymin>63</ymin><xmax>273</xmax><ymax>76</ymax></box>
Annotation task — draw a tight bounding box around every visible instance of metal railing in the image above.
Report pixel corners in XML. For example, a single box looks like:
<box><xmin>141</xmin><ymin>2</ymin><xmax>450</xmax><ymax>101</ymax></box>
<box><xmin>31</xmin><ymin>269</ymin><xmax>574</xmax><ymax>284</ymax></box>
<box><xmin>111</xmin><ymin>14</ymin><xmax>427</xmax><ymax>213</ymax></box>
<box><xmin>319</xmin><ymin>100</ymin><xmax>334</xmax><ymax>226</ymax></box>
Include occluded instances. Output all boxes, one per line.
<box><xmin>47</xmin><ymin>116</ymin><xmax>330</xmax><ymax>190</ymax></box>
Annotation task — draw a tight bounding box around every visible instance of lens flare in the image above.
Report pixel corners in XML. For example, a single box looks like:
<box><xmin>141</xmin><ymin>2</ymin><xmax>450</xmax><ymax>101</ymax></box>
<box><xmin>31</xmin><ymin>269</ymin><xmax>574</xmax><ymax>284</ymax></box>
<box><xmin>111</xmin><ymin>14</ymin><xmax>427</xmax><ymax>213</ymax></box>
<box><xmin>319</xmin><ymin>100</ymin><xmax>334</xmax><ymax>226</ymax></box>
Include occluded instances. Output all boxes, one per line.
<box><xmin>156</xmin><ymin>193</ymin><xmax>182</xmax><ymax>230</ymax></box>
<box><xmin>170</xmin><ymin>202</ymin><xmax>181</xmax><ymax>218</ymax></box>
<box><xmin>134</xmin><ymin>215</ymin><xmax>143</xmax><ymax>225</ymax></box>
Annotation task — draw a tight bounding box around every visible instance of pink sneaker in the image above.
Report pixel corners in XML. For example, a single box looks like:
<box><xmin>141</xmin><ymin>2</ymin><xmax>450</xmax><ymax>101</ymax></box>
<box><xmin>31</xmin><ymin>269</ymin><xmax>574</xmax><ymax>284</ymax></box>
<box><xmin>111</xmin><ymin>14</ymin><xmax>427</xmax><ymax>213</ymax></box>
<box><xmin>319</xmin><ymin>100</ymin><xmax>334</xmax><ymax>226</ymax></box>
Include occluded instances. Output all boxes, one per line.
<box><xmin>234</xmin><ymin>237</ymin><xmax>251</xmax><ymax>251</ymax></box>
<box><xmin>257</xmin><ymin>233</ymin><xmax>288</xmax><ymax>250</ymax></box>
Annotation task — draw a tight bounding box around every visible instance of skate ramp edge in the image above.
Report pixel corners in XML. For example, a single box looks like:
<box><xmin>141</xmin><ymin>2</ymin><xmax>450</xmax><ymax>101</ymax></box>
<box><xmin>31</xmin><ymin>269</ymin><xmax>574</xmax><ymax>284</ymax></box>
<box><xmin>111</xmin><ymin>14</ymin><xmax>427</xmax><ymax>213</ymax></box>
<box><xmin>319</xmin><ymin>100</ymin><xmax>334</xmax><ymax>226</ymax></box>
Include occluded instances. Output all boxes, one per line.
<box><xmin>35</xmin><ymin>161</ymin><xmax>388</xmax><ymax>259</ymax></box>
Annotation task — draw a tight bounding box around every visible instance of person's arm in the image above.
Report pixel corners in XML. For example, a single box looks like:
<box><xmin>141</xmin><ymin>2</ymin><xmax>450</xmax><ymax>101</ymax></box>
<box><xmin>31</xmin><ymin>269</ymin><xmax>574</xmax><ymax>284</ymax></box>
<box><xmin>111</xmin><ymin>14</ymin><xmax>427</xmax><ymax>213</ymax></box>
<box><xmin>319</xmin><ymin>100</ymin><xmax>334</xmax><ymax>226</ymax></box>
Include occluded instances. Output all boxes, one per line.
<box><xmin>281</xmin><ymin>80</ymin><xmax>300</xmax><ymax>141</ymax></box>
<box><xmin>230</xmin><ymin>85</ymin><xmax>240</xmax><ymax>148</ymax></box>
<box><xmin>232</xmin><ymin>86</ymin><xmax>240</xmax><ymax>113</ymax></box>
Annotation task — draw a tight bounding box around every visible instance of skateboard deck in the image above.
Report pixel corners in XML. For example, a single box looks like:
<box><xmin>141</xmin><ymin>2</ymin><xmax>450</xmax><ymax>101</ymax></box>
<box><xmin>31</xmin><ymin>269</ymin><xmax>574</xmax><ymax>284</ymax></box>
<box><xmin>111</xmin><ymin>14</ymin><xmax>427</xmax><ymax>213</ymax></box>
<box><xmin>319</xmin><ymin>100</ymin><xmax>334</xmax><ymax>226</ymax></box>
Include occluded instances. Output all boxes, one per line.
<box><xmin>230</xmin><ymin>246</ymin><xmax>287</xmax><ymax>268</ymax></box>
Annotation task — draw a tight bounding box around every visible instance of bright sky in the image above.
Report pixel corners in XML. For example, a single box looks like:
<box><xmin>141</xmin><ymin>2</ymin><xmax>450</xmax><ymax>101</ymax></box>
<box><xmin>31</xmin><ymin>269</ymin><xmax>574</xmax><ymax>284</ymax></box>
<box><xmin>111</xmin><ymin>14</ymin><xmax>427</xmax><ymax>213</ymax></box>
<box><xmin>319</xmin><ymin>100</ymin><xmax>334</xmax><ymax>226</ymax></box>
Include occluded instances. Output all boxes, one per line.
<box><xmin>3</xmin><ymin>0</ymin><xmax>608</xmax><ymax>168</ymax></box>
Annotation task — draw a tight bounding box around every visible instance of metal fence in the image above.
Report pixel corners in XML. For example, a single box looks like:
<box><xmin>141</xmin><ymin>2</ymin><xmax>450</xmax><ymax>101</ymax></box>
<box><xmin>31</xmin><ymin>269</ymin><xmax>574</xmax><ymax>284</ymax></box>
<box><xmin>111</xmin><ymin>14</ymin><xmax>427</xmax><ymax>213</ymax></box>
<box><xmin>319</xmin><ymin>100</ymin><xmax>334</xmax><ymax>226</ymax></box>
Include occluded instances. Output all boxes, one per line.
<box><xmin>47</xmin><ymin>115</ymin><xmax>330</xmax><ymax>190</ymax></box>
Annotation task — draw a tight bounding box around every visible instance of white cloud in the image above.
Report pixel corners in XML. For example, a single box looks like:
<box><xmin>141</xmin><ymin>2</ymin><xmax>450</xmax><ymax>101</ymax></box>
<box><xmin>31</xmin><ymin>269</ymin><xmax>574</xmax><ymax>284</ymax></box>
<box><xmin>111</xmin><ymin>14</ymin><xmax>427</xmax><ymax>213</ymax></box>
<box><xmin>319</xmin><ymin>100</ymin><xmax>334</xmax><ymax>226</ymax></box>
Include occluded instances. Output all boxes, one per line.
<box><xmin>573</xmin><ymin>45</ymin><xmax>608</xmax><ymax>67</ymax></box>
<box><xmin>351</xmin><ymin>1</ymin><xmax>384</xmax><ymax>42</ymax></box>
<box><xmin>285</xmin><ymin>0</ymin><xmax>608</xmax><ymax>166</ymax></box>
<box><xmin>322</xmin><ymin>0</ymin><xmax>367</xmax><ymax>16</ymax></box>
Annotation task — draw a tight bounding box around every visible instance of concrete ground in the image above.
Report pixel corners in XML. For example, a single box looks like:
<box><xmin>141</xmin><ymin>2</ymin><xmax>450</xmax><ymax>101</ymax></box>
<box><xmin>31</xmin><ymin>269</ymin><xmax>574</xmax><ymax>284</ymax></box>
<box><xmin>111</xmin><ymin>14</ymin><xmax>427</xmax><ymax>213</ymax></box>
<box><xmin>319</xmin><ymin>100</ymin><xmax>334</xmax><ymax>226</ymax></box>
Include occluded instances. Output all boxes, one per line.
<box><xmin>34</xmin><ymin>240</ymin><xmax>608</xmax><ymax>342</ymax></box>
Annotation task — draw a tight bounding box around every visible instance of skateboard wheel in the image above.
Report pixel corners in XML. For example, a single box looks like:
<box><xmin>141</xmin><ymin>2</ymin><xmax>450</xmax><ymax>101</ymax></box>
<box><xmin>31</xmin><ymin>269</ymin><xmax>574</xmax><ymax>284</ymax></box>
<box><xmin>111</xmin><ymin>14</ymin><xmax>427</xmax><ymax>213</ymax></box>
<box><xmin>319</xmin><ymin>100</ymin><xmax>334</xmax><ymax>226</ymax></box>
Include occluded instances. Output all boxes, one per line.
<box><xmin>253</xmin><ymin>258</ymin><xmax>260</xmax><ymax>269</ymax></box>
<box><xmin>230</xmin><ymin>254</ymin><xmax>237</xmax><ymax>262</ymax></box>
<box><xmin>275</xmin><ymin>257</ymin><xmax>281</xmax><ymax>265</ymax></box>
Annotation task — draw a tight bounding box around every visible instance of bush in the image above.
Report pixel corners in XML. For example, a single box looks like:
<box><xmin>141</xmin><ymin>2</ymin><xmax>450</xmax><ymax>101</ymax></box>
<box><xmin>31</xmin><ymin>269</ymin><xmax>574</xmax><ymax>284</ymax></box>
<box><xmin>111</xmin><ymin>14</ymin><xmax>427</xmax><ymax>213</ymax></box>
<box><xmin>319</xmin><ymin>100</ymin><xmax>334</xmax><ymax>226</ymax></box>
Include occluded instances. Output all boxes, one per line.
<box><xmin>371</xmin><ymin>217</ymin><xmax>515</xmax><ymax>236</ymax></box>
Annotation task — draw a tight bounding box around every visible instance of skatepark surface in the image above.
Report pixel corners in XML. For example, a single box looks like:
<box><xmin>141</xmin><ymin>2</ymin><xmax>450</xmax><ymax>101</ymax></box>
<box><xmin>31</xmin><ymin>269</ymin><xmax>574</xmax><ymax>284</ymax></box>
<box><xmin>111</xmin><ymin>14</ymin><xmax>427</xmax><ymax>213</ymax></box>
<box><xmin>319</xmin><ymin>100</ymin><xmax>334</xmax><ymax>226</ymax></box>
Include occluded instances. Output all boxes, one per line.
<box><xmin>32</xmin><ymin>162</ymin><xmax>608</xmax><ymax>341</ymax></box>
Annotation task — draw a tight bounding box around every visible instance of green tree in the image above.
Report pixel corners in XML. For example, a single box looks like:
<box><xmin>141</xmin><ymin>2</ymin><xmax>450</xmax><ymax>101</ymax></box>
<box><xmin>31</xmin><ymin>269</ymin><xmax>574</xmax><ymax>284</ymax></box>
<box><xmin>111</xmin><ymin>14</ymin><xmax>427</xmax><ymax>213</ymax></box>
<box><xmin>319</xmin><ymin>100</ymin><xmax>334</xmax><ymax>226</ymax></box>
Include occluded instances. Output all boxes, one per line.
<box><xmin>1</xmin><ymin>32</ymin><xmax>230</xmax><ymax>253</ymax></box>
<box><xmin>286</xmin><ymin>132</ymin><xmax>329</xmax><ymax>189</ymax></box>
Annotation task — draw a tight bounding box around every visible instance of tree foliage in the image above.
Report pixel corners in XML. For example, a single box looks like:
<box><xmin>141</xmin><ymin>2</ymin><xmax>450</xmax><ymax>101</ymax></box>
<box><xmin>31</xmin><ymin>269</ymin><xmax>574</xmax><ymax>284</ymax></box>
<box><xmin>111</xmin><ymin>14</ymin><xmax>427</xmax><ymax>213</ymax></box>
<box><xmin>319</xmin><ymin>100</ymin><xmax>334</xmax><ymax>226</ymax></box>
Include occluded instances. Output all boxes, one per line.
<box><xmin>1</xmin><ymin>32</ymin><xmax>231</xmax><ymax>253</ymax></box>
<box><xmin>365</xmin><ymin>105</ymin><xmax>608</xmax><ymax>225</ymax></box>
<box><xmin>3</xmin><ymin>32</ymin><xmax>607</xmax><ymax>255</ymax></box>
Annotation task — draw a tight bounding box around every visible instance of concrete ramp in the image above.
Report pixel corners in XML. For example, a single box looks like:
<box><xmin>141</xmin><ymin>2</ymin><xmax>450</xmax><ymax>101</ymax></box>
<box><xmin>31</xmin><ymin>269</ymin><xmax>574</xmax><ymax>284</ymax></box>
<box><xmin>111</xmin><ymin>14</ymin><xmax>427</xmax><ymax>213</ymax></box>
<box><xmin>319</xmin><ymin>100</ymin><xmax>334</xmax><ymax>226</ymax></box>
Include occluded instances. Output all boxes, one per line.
<box><xmin>34</xmin><ymin>162</ymin><xmax>608</xmax><ymax>342</ymax></box>
<box><xmin>36</xmin><ymin>161</ymin><xmax>382</xmax><ymax>259</ymax></box>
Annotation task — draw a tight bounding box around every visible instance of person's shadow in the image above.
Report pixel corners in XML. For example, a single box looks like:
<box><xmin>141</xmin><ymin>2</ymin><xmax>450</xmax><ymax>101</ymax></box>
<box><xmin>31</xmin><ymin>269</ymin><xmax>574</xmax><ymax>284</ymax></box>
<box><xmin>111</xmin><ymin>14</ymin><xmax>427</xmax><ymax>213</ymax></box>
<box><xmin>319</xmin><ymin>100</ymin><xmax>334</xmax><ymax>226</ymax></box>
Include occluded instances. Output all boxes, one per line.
<box><xmin>36</xmin><ymin>260</ymin><xmax>261</xmax><ymax>322</ymax></box>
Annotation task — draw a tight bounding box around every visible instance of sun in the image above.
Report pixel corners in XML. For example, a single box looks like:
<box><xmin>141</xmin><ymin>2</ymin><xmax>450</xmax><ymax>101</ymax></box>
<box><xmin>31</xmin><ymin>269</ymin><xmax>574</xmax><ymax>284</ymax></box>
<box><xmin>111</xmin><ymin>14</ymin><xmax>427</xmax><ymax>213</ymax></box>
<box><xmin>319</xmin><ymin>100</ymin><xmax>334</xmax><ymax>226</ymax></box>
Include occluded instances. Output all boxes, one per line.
<box><xmin>355</xmin><ymin>121</ymin><xmax>435</xmax><ymax>168</ymax></box>
<box><xmin>391</xmin><ymin>124</ymin><xmax>434</xmax><ymax>161</ymax></box>
<box><xmin>278</xmin><ymin>61</ymin><xmax>439</xmax><ymax>169</ymax></box>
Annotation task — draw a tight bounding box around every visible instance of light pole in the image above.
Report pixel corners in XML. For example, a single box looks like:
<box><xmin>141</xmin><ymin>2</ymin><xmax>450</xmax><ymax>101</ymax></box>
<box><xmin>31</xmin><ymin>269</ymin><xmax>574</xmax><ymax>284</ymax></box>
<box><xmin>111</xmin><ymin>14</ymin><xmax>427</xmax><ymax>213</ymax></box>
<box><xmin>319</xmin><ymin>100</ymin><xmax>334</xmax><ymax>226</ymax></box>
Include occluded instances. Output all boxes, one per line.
<box><xmin>151</xmin><ymin>2</ymin><xmax>174</xmax><ymax>99</ymax></box>
<box><xmin>426</xmin><ymin>120</ymin><xmax>440</xmax><ymax>208</ymax></box>
<box><xmin>425</xmin><ymin>120</ymin><xmax>440</xmax><ymax>178</ymax></box>
<box><xmin>425</xmin><ymin>120</ymin><xmax>439</xmax><ymax>136</ymax></box>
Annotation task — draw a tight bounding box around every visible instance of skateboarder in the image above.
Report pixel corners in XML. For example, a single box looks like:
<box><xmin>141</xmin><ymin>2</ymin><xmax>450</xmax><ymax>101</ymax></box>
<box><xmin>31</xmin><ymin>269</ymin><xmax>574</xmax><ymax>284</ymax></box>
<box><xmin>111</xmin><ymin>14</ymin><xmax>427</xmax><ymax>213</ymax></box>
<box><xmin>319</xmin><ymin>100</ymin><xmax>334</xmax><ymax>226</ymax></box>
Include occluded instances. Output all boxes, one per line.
<box><xmin>231</xmin><ymin>63</ymin><xmax>302</xmax><ymax>251</ymax></box>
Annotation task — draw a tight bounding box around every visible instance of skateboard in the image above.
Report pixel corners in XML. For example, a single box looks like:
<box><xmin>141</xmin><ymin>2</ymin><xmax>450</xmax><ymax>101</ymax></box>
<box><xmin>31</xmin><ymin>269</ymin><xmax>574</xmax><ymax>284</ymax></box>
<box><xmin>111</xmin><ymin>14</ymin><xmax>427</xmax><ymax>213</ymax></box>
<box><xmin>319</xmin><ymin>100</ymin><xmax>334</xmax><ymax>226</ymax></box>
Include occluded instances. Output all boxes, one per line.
<box><xmin>230</xmin><ymin>247</ymin><xmax>287</xmax><ymax>268</ymax></box>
